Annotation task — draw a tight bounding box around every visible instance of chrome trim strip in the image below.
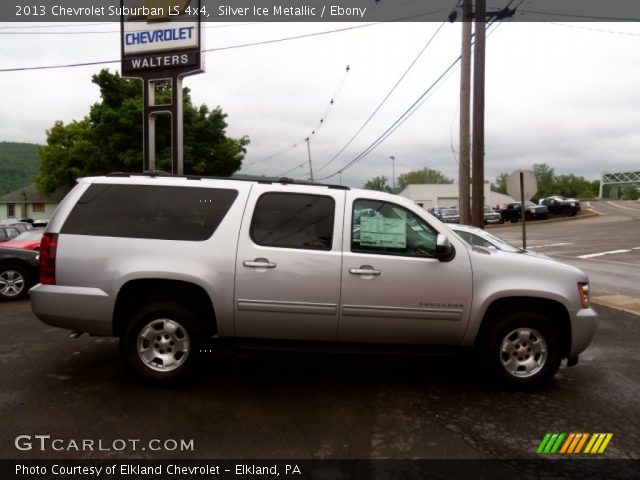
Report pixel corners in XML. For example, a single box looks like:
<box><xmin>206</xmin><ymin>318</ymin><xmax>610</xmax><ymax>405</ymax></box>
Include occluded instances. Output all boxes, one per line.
<box><xmin>237</xmin><ymin>299</ymin><xmax>338</xmax><ymax>315</ymax></box>
<box><xmin>342</xmin><ymin>304</ymin><xmax>462</xmax><ymax>321</ymax></box>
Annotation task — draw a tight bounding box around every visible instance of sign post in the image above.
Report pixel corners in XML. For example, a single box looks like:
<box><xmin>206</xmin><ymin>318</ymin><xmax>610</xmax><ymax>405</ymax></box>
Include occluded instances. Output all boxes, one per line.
<box><xmin>120</xmin><ymin>0</ymin><xmax>205</xmax><ymax>175</ymax></box>
<box><xmin>507</xmin><ymin>170</ymin><xmax>537</xmax><ymax>249</ymax></box>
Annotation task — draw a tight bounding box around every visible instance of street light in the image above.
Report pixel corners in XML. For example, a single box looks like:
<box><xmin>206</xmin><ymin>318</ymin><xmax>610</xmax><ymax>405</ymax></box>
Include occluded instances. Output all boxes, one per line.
<box><xmin>389</xmin><ymin>156</ymin><xmax>396</xmax><ymax>192</ymax></box>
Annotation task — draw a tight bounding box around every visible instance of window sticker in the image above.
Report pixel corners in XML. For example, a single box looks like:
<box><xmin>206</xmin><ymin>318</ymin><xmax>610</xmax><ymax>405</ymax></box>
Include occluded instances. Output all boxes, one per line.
<box><xmin>359</xmin><ymin>217</ymin><xmax>406</xmax><ymax>248</ymax></box>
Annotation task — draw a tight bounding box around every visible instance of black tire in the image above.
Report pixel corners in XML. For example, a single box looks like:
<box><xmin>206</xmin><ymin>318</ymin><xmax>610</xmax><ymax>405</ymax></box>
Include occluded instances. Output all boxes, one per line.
<box><xmin>481</xmin><ymin>310</ymin><xmax>562</xmax><ymax>389</ymax></box>
<box><xmin>0</xmin><ymin>263</ymin><xmax>30</xmax><ymax>301</ymax></box>
<box><xmin>120</xmin><ymin>301</ymin><xmax>202</xmax><ymax>382</ymax></box>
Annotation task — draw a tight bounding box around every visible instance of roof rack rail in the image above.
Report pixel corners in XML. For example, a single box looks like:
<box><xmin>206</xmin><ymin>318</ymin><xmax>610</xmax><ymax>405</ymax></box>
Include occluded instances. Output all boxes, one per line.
<box><xmin>104</xmin><ymin>172</ymin><xmax>350</xmax><ymax>190</ymax></box>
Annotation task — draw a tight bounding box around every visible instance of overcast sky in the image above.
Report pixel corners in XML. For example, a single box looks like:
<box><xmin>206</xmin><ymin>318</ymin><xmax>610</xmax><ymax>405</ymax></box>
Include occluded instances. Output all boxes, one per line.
<box><xmin>1</xmin><ymin>19</ymin><xmax>640</xmax><ymax>187</ymax></box>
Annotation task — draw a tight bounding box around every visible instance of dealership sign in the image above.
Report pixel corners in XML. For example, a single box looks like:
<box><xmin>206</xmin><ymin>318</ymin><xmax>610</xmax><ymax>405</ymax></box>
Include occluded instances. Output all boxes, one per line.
<box><xmin>120</xmin><ymin>0</ymin><xmax>204</xmax><ymax>77</ymax></box>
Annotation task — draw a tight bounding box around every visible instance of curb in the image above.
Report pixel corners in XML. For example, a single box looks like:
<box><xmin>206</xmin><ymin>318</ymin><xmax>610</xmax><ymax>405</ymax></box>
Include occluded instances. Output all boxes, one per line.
<box><xmin>592</xmin><ymin>294</ymin><xmax>640</xmax><ymax>317</ymax></box>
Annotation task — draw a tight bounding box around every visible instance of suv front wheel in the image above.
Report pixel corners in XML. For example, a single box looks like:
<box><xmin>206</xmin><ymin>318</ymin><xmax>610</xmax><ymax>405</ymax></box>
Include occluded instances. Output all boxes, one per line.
<box><xmin>483</xmin><ymin>310</ymin><xmax>562</xmax><ymax>389</ymax></box>
<box><xmin>121</xmin><ymin>302</ymin><xmax>202</xmax><ymax>382</ymax></box>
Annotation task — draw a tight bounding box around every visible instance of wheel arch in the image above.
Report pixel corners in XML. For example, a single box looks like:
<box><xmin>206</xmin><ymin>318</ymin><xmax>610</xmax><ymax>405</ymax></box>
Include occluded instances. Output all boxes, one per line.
<box><xmin>113</xmin><ymin>279</ymin><xmax>217</xmax><ymax>338</ymax></box>
<box><xmin>474</xmin><ymin>296</ymin><xmax>572</xmax><ymax>358</ymax></box>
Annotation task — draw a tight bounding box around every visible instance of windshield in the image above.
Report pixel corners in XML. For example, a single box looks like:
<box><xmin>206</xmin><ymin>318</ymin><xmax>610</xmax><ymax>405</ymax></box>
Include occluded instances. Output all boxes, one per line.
<box><xmin>475</xmin><ymin>229</ymin><xmax>521</xmax><ymax>253</ymax></box>
<box><xmin>454</xmin><ymin>227</ymin><xmax>522</xmax><ymax>253</ymax></box>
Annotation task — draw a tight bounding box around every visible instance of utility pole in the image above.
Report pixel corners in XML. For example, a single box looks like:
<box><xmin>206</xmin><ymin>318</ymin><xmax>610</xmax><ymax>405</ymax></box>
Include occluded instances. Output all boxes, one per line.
<box><xmin>458</xmin><ymin>0</ymin><xmax>472</xmax><ymax>225</ymax></box>
<box><xmin>390</xmin><ymin>155</ymin><xmax>396</xmax><ymax>192</ymax></box>
<box><xmin>471</xmin><ymin>0</ymin><xmax>486</xmax><ymax>228</ymax></box>
<box><xmin>306</xmin><ymin>137</ymin><xmax>314</xmax><ymax>181</ymax></box>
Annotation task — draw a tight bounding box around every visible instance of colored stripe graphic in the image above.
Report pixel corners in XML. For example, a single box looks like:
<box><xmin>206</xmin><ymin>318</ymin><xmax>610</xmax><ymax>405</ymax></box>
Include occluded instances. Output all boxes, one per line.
<box><xmin>536</xmin><ymin>433</ymin><xmax>552</xmax><ymax>454</ymax></box>
<box><xmin>537</xmin><ymin>433</ymin><xmax>613</xmax><ymax>454</ymax></box>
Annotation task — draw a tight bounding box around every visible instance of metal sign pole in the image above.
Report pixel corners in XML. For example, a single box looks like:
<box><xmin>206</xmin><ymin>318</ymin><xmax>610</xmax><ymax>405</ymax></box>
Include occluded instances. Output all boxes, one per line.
<box><xmin>173</xmin><ymin>75</ymin><xmax>184</xmax><ymax>175</ymax></box>
<box><xmin>121</xmin><ymin>0</ymin><xmax>204</xmax><ymax>175</ymax></box>
<box><xmin>520</xmin><ymin>171</ymin><xmax>527</xmax><ymax>249</ymax></box>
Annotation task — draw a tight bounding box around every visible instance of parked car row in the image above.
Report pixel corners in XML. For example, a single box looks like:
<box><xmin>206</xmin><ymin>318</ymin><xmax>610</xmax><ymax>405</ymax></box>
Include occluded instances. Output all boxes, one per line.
<box><xmin>539</xmin><ymin>196</ymin><xmax>581</xmax><ymax>217</ymax></box>
<box><xmin>429</xmin><ymin>206</ymin><xmax>503</xmax><ymax>225</ymax></box>
<box><xmin>500</xmin><ymin>201</ymin><xmax>549</xmax><ymax>222</ymax></box>
<box><xmin>499</xmin><ymin>196</ymin><xmax>581</xmax><ymax>223</ymax></box>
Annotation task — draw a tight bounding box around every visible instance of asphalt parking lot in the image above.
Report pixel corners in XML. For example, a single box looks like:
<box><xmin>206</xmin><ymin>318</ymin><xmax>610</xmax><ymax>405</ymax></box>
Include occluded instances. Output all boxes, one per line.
<box><xmin>1</xmin><ymin>298</ymin><xmax>638</xmax><ymax>461</ymax></box>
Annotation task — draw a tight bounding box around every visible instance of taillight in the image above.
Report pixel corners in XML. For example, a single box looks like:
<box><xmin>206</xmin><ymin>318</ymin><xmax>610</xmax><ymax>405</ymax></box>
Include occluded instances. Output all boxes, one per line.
<box><xmin>40</xmin><ymin>233</ymin><xmax>58</xmax><ymax>285</ymax></box>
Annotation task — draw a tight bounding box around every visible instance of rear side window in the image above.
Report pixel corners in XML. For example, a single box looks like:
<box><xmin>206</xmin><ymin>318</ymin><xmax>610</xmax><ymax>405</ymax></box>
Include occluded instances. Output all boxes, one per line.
<box><xmin>251</xmin><ymin>192</ymin><xmax>335</xmax><ymax>250</ymax></box>
<box><xmin>61</xmin><ymin>184</ymin><xmax>238</xmax><ymax>241</ymax></box>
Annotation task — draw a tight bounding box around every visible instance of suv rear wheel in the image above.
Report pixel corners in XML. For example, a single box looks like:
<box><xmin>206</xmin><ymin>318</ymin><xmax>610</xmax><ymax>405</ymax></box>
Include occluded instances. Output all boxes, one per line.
<box><xmin>483</xmin><ymin>310</ymin><xmax>562</xmax><ymax>389</ymax></box>
<box><xmin>120</xmin><ymin>302</ymin><xmax>202</xmax><ymax>382</ymax></box>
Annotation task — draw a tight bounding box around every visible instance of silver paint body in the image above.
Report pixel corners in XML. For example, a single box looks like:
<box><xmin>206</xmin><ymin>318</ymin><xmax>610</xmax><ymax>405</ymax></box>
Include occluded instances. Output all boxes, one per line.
<box><xmin>31</xmin><ymin>176</ymin><xmax>597</xmax><ymax>357</ymax></box>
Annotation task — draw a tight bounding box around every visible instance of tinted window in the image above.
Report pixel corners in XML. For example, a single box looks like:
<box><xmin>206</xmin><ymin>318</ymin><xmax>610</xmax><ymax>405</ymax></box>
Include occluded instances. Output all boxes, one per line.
<box><xmin>61</xmin><ymin>184</ymin><xmax>238</xmax><ymax>241</ymax></box>
<box><xmin>352</xmin><ymin>199</ymin><xmax>438</xmax><ymax>257</ymax></box>
<box><xmin>251</xmin><ymin>193</ymin><xmax>334</xmax><ymax>250</ymax></box>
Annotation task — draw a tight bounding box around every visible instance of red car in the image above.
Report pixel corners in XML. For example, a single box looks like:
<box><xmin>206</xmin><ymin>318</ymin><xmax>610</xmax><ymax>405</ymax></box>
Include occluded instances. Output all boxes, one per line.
<box><xmin>1</xmin><ymin>229</ymin><xmax>44</xmax><ymax>251</ymax></box>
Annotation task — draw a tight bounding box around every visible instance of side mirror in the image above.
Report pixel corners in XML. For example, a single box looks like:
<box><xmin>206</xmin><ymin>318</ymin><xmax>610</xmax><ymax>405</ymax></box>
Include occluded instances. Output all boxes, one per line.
<box><xmin>435</xmin><ymin>233</ymin><xmax>455</xmax><ymax>261</ymax></box>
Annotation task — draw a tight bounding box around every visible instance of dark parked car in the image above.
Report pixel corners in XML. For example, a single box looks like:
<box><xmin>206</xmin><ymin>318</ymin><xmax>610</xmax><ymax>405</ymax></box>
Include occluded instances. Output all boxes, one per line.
<box><xmin>427</xmin><ymin>206</ymin><xmax>446</xmax><ymax>220</ymax></box>
<box><xmin>500</xmin><ymin>201</ymin><xmax>549</xmax><ymax>222</ymax></box>
<box><xmin>540</xmin><ymin>196</ymin><xmax>581</xmax><ymax>217</ymax></box>
<box><xmin>0</xmin><ymin>246</ymin><xmax>39</xmax><ymax>301</ymax></box>
<box><xmin>483</xmin><ymin>205</ymin><xmax>502</xmax><ymax>224</ymax></box>
<box><xmin>0</xmin><ymin>225</ymin><xmax>23</xmax><ymax>242</ymax></box>
<box><xmin>440</xmin><ymin>208</ymin><xmax>460</xmax><ymax>223</ymax></box>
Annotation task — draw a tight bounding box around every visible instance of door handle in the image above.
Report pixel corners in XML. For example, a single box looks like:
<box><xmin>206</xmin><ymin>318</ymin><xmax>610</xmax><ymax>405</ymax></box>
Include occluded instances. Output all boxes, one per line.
<box><xmin>243</xmin><ymin>258</ymin><xmax>277</xmax><ymax>269</ymax></box>
<box><xmin>349</xmin><ymin>267</ymin><xmax>381</xmax><ymax>276</ymax></box>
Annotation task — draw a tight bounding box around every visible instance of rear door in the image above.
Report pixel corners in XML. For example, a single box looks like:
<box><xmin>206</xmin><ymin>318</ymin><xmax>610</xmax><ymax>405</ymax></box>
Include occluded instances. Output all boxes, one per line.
<box><xmin>234</xmin><ymin>184</ymin><xmax>345</xmax><ymax>341</ymax></box>
<box><xmin>339</xmin><ymin>193</ymin><xmax>473</xmax><ymax>345</ymax></box>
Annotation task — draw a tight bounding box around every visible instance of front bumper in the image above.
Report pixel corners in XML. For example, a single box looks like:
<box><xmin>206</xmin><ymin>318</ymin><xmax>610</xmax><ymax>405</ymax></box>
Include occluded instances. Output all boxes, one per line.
<box><xmin>569</xmin><ymin>307</ymin><xmax>598</xmax><ymax>357</ymax></box>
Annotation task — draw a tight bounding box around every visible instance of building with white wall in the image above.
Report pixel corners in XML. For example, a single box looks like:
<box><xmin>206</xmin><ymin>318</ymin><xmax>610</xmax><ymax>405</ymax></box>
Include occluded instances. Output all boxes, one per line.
<box><xmin>398</xmin><ymin>183</ymin><xmax>515</xmax><ymax>210</ymax></box>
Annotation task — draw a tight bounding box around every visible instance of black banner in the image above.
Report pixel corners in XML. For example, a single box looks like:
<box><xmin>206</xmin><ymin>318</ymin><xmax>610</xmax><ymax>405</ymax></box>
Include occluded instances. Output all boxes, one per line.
<box><xmin>2</xmin><ymin>0</ymin><xmax>640</xmax><ymax>23</ymax></box>
<box><xmin>3</xmin><ymin>459</ymin><xmax>640</xmax><ymax>480</ymax></box>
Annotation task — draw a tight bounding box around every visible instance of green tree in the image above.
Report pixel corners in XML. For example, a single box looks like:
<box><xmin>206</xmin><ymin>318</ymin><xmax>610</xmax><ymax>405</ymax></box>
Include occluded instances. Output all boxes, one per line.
<box><xmin>533</xmin><ymin>163</ymin><xmax>556</xmax><ymax>198</ymax></box>
<box><xmin>36</xmin><ymin>69</ymin><xmax>249</xmax><ymax>194</ymax></box>
<box><xmin>554</xmin><ymin>174</ymin><xmax>599</xmax><ymax>199</ymax></box>
<box><xmin>0</xmin><ymin>142</ymin><xmax>41</xmax><ymax>194</ymax></box>
<box><xmin>621</xmin><ymin>187</ymin><xmax>640</xmax><ymax>200</ymax></box>
<box><xmin>396</xmin><ymin>167</ymin><xmax>453</xmax><ymax>192</ymax></box>
<box><xmin>363</xmin><ymin>175</ymin><xmax>393</xmax><ymax>193</ymax></box>
<box><xmin>491</xmin><ymin>172</ymin><xmax>508</xmax><ymax>194</ymax></box>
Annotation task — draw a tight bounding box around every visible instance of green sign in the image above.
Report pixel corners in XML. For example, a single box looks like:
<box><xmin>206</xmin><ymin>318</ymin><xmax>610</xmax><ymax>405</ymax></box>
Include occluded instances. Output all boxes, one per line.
<box><xmin>360</xmin><ymin>217</ymin><xmax>406</xmax><ymax>248</ymax></box>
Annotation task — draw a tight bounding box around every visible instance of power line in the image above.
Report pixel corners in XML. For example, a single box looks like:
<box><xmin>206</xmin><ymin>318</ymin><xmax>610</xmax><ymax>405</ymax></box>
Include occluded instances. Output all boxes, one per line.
<box><xmin>316</xmin><ymin>21</ymin><xmax>505</xmax><ymax>182</ymax></box>
<box><xmin>0</xmin><ymin>23</ymin><xmax>382</xmax><ymax>73</ymax></box>
<box><xmin>0</xmin><ymin>22</ymin><xmax>262</xmax><ymax>34</ymax></box>
<box><xmin>314</xmin><ymin>22</ymin><xmax>447</xmax><ymax>176</ymax></box>
<box><xmin>0</xmin><ymin>22</ymin><xmax>113</xmax><ymax>29</ymax></box>
<box><xmin>548</xmin><ymin>22</ymin><xmax>640</xmax><ymax>38</ymax></box>
<box><xmin>518</xmin><ymin>9</ymin><xmax>640</xmax><ymax>21</ymax></box>
<box><xmin>316</xmin><ymin>55</ymin><xmax>462</xmax><ymax>181</ymax></box>
<box><xmin>244</xmin><ymin>64</ymin><xmax>351</xmax><ymax>171</ymax></box>
<box><xmin>0</xmin><ymin>6</ymin><xmax>456</xmax><ymax>73</ymax></box>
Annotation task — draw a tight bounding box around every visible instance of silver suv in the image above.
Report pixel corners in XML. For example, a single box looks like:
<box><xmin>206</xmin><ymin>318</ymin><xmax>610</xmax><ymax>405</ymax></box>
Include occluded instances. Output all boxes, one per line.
<box><xmin>31</xmin><ymin>173</ymin><xmax>597</xmax><ymax>387</ymax></box>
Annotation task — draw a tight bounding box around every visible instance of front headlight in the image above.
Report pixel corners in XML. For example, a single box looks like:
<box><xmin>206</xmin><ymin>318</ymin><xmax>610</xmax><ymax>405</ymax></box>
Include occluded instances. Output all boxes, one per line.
<box><xmin>578</xmin><ymin>282</ymin><xmax>590</xmax><ymax>308</ymax></box>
